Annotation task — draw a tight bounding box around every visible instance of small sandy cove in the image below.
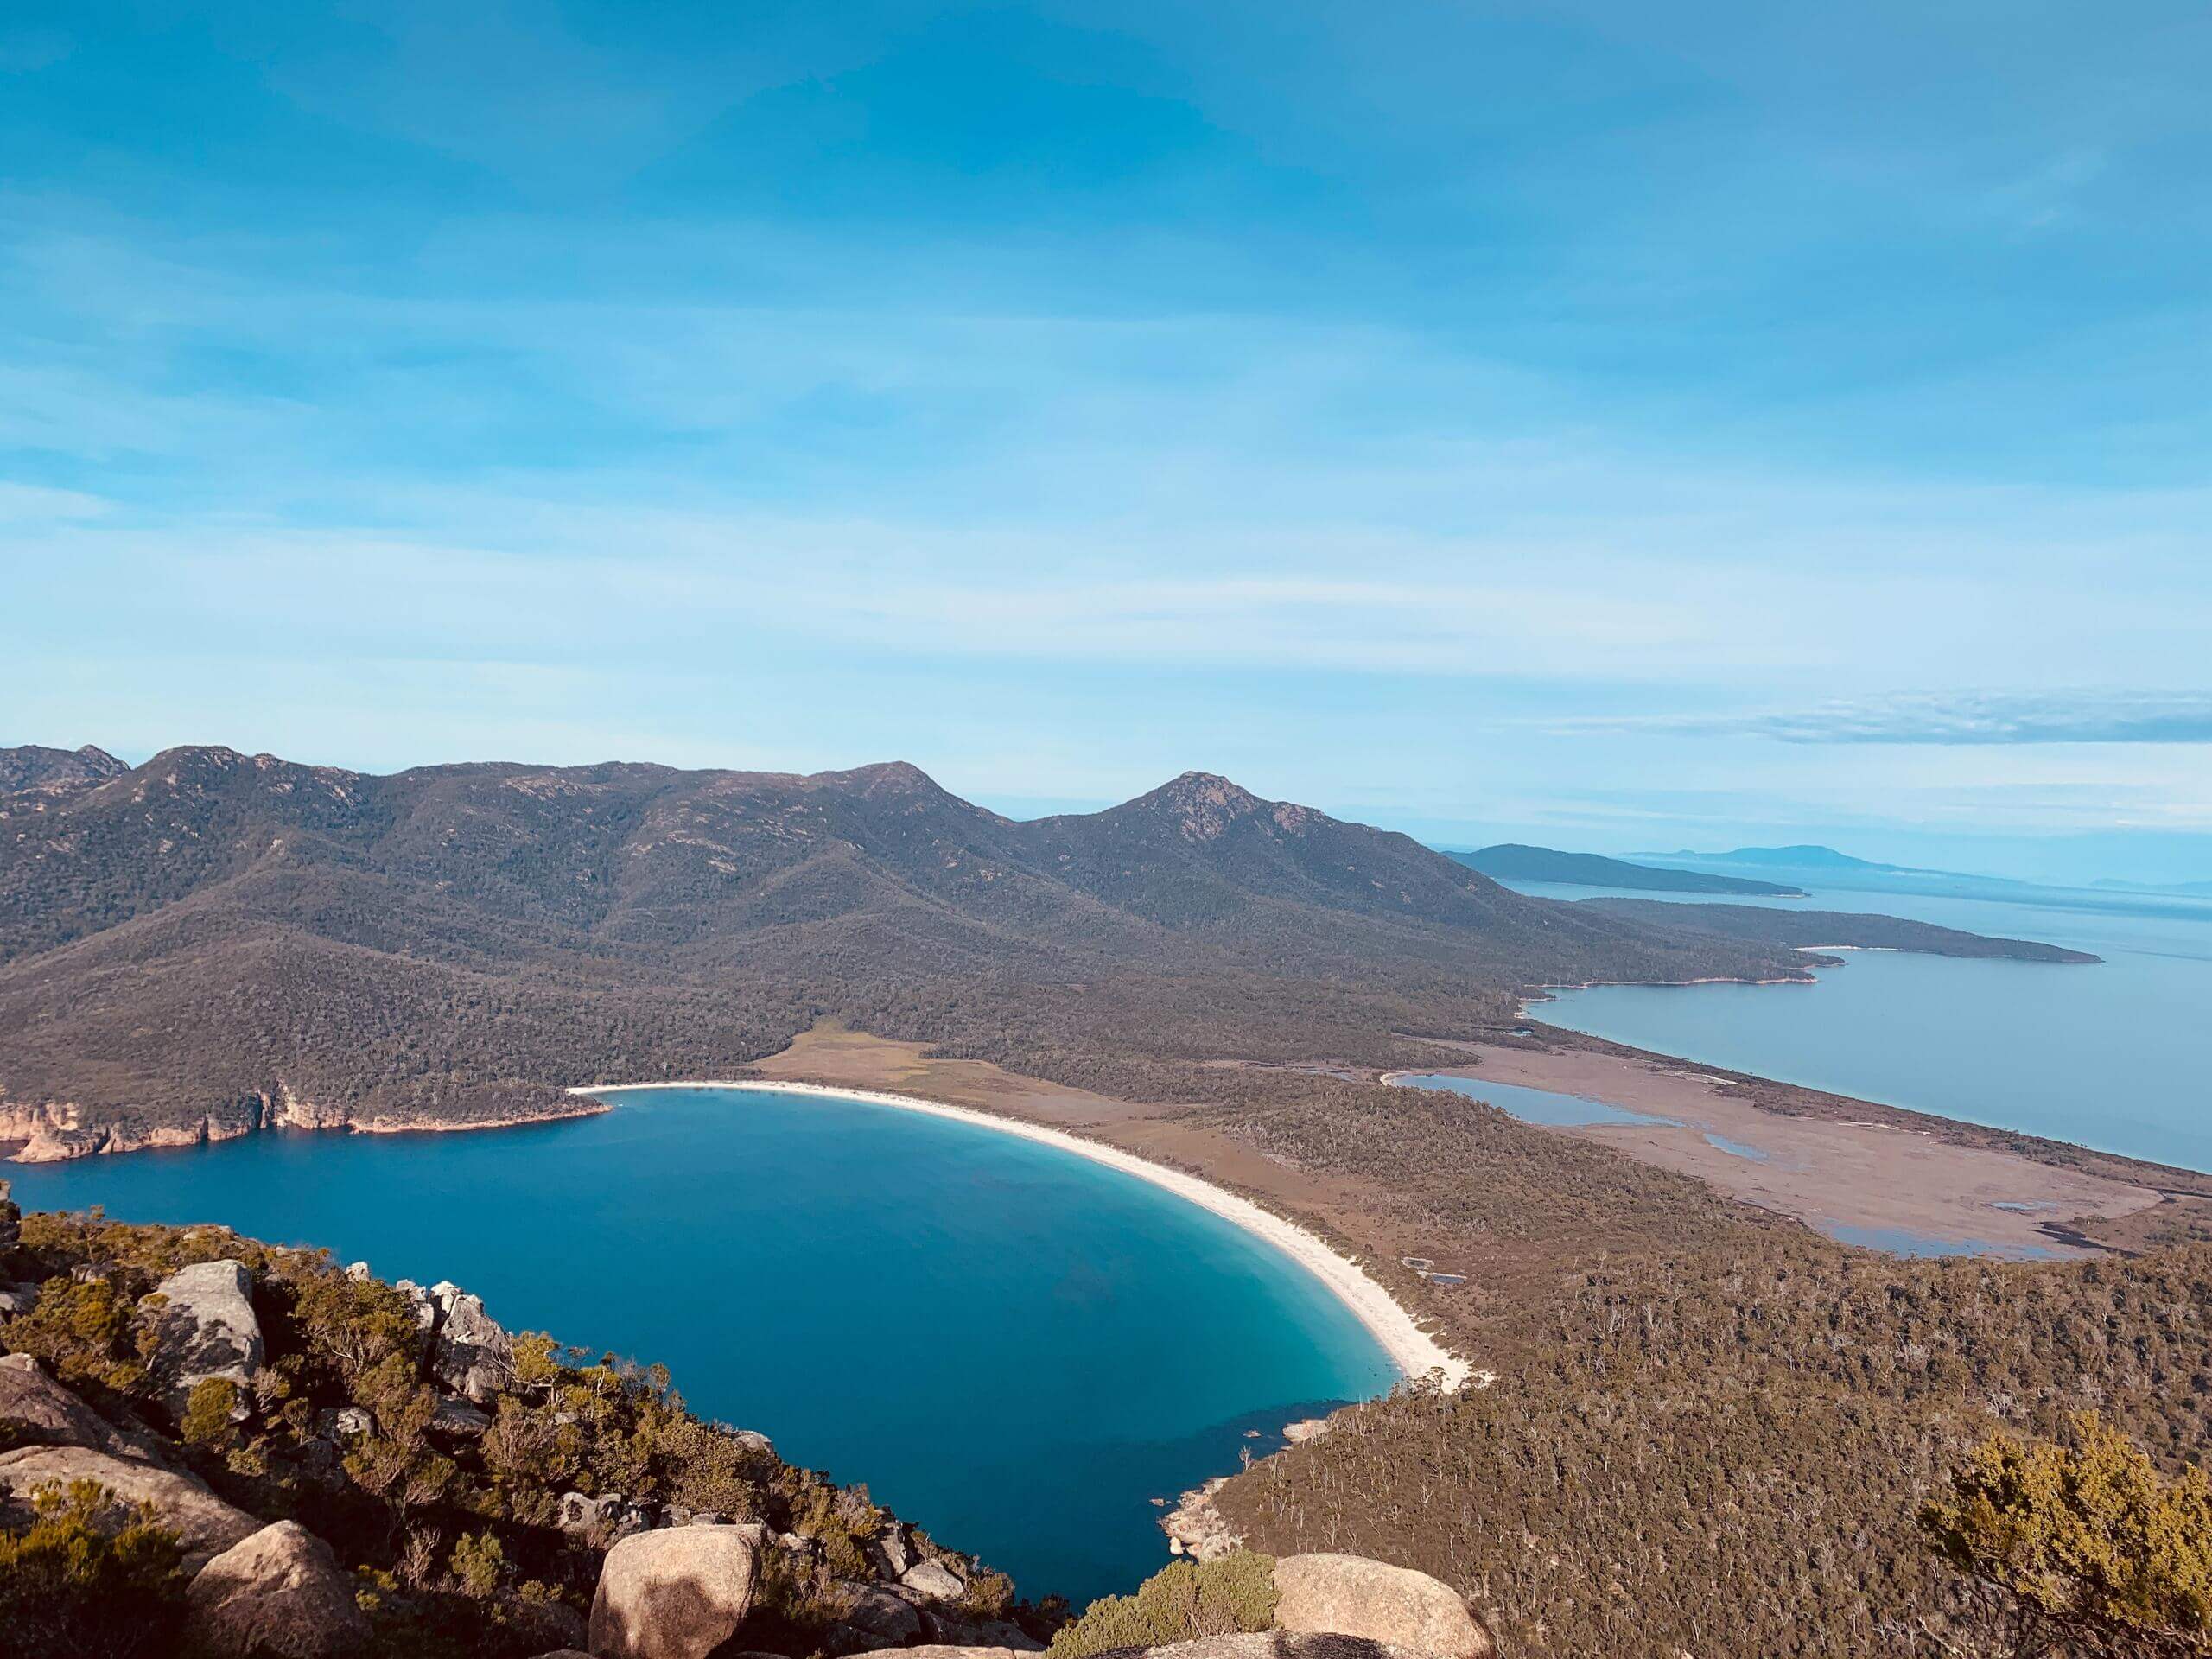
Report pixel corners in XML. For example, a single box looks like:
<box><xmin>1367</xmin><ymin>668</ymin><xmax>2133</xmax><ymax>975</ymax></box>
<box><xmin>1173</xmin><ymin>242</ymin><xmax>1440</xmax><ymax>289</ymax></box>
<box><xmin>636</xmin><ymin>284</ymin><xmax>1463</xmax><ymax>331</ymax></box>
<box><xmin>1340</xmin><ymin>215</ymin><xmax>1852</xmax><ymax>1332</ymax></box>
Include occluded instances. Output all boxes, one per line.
<box><xmin>569</xmin><ymin>1077</ymin><xmax>1469</xmax><ymax>1392</ymax></box>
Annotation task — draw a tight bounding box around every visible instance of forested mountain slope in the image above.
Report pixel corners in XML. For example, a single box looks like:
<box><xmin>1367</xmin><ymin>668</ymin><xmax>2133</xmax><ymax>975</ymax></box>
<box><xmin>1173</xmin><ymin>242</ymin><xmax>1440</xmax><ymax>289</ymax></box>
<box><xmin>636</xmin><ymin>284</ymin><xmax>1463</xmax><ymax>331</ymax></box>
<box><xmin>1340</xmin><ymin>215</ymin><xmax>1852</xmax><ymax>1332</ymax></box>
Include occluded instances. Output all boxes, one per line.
<box><xmin>0</xmin><ymin>747</ymin><xmax>1806</xmax><ymax>1147</ymax></box>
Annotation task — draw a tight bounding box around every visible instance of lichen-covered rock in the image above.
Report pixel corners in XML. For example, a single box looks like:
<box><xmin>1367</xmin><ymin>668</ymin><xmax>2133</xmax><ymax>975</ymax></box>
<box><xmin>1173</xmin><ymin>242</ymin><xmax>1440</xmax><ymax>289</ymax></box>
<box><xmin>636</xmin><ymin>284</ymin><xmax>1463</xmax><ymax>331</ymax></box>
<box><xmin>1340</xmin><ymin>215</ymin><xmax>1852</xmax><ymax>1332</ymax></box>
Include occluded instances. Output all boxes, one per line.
<box><xmin>429</xmin><ymin>1395</ymin><xmax>493</xmax><ymax>1438</ymax></box>
<box><xmin>312</xmin><ymin>1405</ymin><xmax>373</xmax><ymax>1441</ymax></box>
<box><xmin>902</xmin><ymin>1556</ymin><xmax>967</xmax><ymax>1601</ymax></box>
<box><xmin>140</xmin><ymin>1259</ymin><xmax>264</xmax><ymax>1415</ymax></box>
<box><xmin>1271</xmin><ymin>1554</ymin><xmax>1491</xmax><ymax>1658</ymax></box>
<box><xmin>918</xmin><ymin>1612</ymin><xmax>1045</xmax><ymax>1652</ymax></box>
<box><xmin>868</xmin><ymin>1523</ymin><xmax>916</xmax><ymax>1579</ymax></box>
<box><xmin>0</xmin><ymin>1443</ymin><xmax>259</xmax><ymax>1571</ymax></box>
<box><xmin>825</xmin><ymin>1583</ymin><xmax>927</xmax><ymax>1653</ymax></box>
<box><xmin>392</xmin><ymin>1278</ymin><xmax>438</xmax><ymax>1339</ymax></box>
<box><xmin>588</xmin><ymin>1521</ymin><xmax>766</xmax><ymax>1659</ymax></box>
<box><xmin>429</xmin><ymin>1281</ymin><xmax>512</xmax><ymax>1403</ymax></box>
<box><xmin>559</xmin><ymin>1488</ymin><xmax>650</xmax><ymax>1541</ymax></box>
<box><xmin>183</xmin><ymin>1520</ymin><xmax>371</xmax><ymax>1658</ymax></box>
<box><xmin>0</xmin><ymin>1352</ymin><xmax>172</xmax><ymax>1463</ymax></box>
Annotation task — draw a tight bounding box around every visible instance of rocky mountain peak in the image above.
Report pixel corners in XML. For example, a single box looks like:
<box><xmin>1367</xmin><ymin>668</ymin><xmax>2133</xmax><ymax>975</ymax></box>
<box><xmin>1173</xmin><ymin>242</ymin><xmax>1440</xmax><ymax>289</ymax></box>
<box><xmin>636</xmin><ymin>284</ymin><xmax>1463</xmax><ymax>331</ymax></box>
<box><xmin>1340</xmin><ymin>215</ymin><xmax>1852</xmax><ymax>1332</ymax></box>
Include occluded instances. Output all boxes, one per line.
<box><xmin>816</xmin><ymin>760</ymin><xmax>943</xmax><ymax>797</ymax></box>
<box><xmin>1129</xmin><ymin>772</ymin><xmax>1270</xmax><ymax>841</ymax></box>
<box><xmin>0</xmin><ymin>742</ymin><xmax>127</xmax><ymax>795</ymax></box>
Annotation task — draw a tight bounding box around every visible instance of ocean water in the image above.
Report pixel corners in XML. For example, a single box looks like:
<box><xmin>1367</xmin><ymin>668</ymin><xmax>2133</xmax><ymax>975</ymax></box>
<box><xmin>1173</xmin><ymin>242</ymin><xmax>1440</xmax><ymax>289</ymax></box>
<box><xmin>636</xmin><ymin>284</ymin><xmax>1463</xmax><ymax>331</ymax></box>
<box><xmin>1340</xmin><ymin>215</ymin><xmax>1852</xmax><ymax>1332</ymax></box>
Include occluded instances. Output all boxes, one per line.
<box><xmin>3</xmin><ymin>1085</ymin><xmax>1394</xmax><ymax>1605</ymax></box>
<box><xmin>1507</xmin><ymin>880</ymin><xmax>2212</xmax><ymax>1173</ymax></box>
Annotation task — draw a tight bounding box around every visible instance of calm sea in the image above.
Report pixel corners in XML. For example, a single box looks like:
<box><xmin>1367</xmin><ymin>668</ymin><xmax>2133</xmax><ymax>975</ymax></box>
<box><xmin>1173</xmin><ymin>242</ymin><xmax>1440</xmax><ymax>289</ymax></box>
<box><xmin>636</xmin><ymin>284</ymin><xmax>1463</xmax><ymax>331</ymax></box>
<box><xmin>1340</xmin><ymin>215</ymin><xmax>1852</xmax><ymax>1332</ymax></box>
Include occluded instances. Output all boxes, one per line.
<box><xmin>1506</xmin><ymin>880</ymin><xmax>2212</xmax><ymax>1174</ymax></box>
<box><xmin>3</xmin><ymin>1085</ymin><xmax>1394</xmax><ymax>1605</ymax></box>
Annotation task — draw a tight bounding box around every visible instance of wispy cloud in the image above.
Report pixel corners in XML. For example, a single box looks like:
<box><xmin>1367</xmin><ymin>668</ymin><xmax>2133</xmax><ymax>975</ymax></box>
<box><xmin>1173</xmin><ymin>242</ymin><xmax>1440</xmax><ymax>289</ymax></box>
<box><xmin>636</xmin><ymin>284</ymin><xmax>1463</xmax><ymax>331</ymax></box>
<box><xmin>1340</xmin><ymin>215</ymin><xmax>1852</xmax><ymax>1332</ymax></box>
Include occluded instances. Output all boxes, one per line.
<box><xmin>1557</xmin><ymin>693</ymin><xmax>2212</xmax><ymax>746</ymax></box>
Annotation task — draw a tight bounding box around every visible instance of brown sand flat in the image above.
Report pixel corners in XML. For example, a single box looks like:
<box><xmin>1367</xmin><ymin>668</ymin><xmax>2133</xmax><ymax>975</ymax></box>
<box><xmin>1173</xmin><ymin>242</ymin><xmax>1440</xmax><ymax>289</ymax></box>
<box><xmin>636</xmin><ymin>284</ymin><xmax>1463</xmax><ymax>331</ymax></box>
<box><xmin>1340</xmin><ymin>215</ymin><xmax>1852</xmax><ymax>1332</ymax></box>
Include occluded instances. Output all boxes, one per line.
<box><xmin>747</xmin><ymin>1020</ymin><xmax>1155</xmax><ymax>1127</ymax></box>
<box><xmin>1411</xmin><ymin>1045</ymin><xmax>2163</xmax><ymax>1256</ymax></box>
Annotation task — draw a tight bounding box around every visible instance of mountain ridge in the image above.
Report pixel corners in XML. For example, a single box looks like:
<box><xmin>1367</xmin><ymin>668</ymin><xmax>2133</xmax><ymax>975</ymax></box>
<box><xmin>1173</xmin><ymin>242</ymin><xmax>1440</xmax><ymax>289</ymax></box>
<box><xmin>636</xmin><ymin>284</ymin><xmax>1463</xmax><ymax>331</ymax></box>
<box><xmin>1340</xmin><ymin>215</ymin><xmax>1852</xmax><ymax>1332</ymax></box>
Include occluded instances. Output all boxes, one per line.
<box><xmin>0</xmin><ymin>742</ymin><xmax>1814</xmax><ymax>1152</ymax></box>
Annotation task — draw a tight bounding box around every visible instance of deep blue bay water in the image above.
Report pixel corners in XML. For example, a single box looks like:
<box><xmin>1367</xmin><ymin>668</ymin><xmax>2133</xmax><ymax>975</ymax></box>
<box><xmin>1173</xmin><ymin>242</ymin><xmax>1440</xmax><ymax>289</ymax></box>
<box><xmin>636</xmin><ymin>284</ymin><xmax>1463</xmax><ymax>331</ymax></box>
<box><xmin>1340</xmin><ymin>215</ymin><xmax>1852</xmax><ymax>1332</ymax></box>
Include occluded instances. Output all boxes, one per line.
<box><xmin>1504</xmin><ymin>879</ymin><xmax>2212</xmax><ymax>1173</ymax></box>
<box><xmin>3</xmin><ymin>1085</ymin><xmax>1395</xmax><ymax>1605</ymax></box>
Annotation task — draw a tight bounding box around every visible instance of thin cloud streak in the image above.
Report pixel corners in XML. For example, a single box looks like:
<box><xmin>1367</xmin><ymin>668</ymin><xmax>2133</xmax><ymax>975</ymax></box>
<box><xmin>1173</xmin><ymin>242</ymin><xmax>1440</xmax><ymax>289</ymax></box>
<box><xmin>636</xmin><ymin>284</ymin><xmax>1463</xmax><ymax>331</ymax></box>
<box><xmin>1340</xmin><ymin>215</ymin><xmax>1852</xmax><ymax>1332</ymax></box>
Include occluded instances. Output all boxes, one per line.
<box><xmin>1553</xmin><ymin>693</ymin><xmax>2212</xmax><ymax>746</ymax></box>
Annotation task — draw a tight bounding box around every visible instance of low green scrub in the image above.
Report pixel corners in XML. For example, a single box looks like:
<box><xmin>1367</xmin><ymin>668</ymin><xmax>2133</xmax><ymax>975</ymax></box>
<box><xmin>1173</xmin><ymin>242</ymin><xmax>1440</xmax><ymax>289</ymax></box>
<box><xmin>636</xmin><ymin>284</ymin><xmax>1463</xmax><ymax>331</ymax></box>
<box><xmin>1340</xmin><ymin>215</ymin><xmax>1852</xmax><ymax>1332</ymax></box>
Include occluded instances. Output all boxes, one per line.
<box><xmin>1047</xmin><ymin>1552</ymin><xmax>1278</xmax><ymax>1659</ymax></box>
<box><xmin>0</xmin><ymin>1479</ymin><xmax>187</xmax><ymax>1659</ymax></box>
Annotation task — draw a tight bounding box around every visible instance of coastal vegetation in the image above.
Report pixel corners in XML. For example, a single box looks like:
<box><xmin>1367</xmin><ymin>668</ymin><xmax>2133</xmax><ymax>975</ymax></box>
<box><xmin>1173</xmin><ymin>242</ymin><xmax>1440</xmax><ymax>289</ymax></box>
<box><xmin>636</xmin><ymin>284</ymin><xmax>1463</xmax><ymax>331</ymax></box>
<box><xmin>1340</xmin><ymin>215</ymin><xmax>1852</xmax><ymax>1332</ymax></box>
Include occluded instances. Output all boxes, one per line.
<box><xmin>1046</xmin><ymin>1553</ymin><xmax>1279</xmax><ymax>1657</ymax></box>
<box><xmin>0</xmin><ymin>1478</ymin><xmax>187</xmax><ymax>1657</ymax></box>
<box><xmin>1922</xmin><ymin>1414</ymin><xmax>2212</xmax><ymax>1656</ymax></box>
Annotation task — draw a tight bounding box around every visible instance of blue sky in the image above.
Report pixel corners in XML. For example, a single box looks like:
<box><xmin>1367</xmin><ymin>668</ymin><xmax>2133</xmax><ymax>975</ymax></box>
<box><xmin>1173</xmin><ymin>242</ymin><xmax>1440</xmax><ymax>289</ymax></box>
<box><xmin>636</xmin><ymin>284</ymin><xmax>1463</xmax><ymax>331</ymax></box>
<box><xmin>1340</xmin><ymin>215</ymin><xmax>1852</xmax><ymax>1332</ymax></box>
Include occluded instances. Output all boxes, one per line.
<box><xmin>4</xmin><ymin>1</ymin><xmax>2210</xmax><ymax>880</ymax></box>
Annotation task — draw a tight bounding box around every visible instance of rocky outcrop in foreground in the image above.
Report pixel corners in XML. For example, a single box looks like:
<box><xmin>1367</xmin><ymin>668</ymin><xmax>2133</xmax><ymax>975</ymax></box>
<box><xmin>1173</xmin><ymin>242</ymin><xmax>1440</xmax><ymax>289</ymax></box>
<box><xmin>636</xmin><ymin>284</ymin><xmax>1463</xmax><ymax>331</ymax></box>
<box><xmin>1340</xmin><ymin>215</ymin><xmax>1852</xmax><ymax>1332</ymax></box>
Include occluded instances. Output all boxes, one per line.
<box><xmin>1273</xmin><ymin>1554</ymin><xmax>1490</xmax><ymax>1657</ymax></box>
<box><xmin>185</xmin><ymin>1522</ymin><xmax>373</xmax><ymax>1658</ymax></box>
<box><xmin>0</xmin><ymin>1440</ymin><xmax>262</xmax><ymax>1572</ymax></box>
<box><xmin>588</xmin><ymin>1523</ymin><xmax>766</xmax><ymax>1659</ymax></box>
<box><xmin>141</xmin><ymin>1258</ymin><xmax>264</xmax><ymax>1414</ymax></box>
<box><xmin>543</xmin><ymin>1537</ymin><xmax>1491</xmax><ymax>1659</ymax></box>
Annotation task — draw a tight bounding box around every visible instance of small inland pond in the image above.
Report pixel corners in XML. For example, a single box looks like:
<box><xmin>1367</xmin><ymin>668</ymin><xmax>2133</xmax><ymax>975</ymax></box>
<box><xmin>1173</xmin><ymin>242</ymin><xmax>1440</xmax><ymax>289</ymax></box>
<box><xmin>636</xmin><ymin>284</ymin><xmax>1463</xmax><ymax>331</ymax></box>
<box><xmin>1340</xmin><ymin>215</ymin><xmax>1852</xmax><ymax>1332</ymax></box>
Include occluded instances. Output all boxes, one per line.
<box><xmin>3</xmin><ymin>1084</ymin><xmax>1395</xmax><ymax>1605</ymax></box>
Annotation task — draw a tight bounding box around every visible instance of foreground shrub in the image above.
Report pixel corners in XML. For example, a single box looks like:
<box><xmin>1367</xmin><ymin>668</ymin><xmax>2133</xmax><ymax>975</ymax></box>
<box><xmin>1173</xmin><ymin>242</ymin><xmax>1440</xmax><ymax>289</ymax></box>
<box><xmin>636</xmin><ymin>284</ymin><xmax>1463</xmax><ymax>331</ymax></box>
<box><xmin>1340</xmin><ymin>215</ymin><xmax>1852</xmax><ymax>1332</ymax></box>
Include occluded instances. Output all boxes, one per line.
<box><xmin>1047</xmin><ymin>1552</ymin><xmax>1278</xmax><ymax>1659</ymax></box>
<box><xmin>0</xmin><ymin>1478</ymin><xmax>187</xmax><ymax>1659</ymax></box>
<box><xmin>1921</xmin><ymin>1411</ymin><xmax>2212</xmax><ymax>1656</ymax></box>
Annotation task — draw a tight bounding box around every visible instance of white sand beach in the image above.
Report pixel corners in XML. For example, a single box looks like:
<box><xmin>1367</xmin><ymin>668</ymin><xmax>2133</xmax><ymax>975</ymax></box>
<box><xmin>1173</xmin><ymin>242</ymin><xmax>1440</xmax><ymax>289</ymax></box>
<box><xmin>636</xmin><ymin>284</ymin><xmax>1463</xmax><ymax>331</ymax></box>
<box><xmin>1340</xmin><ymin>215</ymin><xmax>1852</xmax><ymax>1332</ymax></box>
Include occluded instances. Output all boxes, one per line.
<box><xmin>569</xmin><ymin>1077</ymin><xmax>1471</xmax><ymax>1392</ymax></box>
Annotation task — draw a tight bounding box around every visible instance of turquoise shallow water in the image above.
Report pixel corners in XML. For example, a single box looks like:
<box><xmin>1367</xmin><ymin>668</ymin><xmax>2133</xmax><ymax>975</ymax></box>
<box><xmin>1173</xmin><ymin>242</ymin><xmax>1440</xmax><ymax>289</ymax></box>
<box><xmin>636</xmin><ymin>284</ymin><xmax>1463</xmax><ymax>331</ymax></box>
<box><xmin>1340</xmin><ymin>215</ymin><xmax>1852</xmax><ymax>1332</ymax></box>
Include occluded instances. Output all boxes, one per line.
<box><xmin>1507</xmin><ymin>880</ymin><xmax>2212</xmax><ymax>1173</ymax></box>
<box><xmin>3</xmin><ymin>1085</ymin><xmax>1395</xmax><ymax>1604</ymax></box>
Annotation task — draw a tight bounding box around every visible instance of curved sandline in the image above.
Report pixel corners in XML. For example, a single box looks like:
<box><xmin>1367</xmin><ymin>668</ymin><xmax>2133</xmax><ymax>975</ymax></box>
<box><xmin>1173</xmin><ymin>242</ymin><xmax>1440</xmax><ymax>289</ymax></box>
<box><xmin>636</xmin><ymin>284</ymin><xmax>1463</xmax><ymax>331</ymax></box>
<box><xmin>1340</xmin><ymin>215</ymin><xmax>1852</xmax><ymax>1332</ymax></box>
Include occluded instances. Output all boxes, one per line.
<box><xmin>568</xmin><ymin>1077</ymin><xmax>1470</xmax><ymax>1394</ymax></box>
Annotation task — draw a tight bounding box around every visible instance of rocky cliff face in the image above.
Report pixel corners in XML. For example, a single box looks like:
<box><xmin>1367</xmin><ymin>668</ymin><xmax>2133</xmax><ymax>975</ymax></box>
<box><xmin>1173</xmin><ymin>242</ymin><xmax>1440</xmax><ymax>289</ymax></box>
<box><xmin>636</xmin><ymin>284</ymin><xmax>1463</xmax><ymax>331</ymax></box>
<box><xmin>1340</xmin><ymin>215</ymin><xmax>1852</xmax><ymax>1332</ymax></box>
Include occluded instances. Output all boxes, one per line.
<box><xmin>2</xmin><ymin>1095</ymin><xmax>266</xmax><ymax>1163</ymax></box>
<box><xmin>0</xmin><ymin>1084</ymin><xmax>607</xmax><ymax>1164</ymax></box>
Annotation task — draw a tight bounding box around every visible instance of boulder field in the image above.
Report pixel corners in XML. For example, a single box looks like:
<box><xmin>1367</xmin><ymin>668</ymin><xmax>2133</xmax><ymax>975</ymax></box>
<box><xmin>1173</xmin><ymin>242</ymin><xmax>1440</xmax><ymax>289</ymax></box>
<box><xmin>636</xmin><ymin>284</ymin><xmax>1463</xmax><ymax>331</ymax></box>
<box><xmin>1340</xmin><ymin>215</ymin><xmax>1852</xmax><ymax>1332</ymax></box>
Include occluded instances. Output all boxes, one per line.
<box><xmin>3</xmin><ymin>1317</ymin><xmax>1491</xmax><ymax>1659</ymax></box>
<box><xmin>547</xmin><ymin>1538</ymin><xmax>1491</xmax><ymax>1659</ymax></box>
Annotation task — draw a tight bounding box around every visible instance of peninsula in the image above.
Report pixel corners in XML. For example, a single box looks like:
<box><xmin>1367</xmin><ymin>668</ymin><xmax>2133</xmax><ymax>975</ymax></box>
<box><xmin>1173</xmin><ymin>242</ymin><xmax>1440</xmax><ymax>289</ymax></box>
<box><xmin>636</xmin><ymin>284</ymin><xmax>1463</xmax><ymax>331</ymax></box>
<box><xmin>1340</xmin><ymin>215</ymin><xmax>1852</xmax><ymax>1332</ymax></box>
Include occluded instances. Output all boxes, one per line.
<box><xmin>1450</xmin><ymin>842</ymin><xmax>1808</xmax><ymax>896</ymax></box>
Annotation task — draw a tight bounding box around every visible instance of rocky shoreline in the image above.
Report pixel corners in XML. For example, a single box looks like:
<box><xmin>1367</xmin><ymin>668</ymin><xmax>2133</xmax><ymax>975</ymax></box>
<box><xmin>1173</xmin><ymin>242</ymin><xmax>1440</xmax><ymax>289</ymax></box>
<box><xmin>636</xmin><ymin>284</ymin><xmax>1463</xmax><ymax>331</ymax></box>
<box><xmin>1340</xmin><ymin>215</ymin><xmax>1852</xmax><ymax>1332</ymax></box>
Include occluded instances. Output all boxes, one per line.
<box><xmin>0</xmin><ymin>1085</ymin><xmax>609</xmax><ymax>1165</ymax></box>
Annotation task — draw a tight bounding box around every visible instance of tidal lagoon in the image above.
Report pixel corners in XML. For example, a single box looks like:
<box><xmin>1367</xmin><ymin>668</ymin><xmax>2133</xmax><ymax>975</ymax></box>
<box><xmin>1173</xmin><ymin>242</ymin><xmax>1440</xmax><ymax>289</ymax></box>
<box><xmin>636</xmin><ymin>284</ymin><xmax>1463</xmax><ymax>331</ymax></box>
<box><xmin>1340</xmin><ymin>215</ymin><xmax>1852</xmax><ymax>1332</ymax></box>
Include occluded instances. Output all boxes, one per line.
<box><xmin>1508</xmin><ymin>880</ymin><xmax>2212</xmax><ymax>1173</ymax></box>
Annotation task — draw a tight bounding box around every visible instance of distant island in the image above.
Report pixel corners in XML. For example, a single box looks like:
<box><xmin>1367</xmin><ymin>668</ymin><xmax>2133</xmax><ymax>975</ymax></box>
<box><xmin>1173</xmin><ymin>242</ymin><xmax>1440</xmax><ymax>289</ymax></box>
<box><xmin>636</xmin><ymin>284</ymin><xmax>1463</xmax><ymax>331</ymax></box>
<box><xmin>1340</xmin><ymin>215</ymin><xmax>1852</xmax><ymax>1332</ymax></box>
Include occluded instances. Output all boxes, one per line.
<box><xmin>1651</xmin><ymin>842</ymin><xmax>1896</xmax><ymax>873</ymax></box>
<box><xmin>1633</xmin><ymin>842</ymin><xmax>2145</xmax><ymax>907</ymax></box>
<box><xmin>1448</xmin><ymin>843</ymin><xmax>1807</xmax><ymax>896</ymax></box>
